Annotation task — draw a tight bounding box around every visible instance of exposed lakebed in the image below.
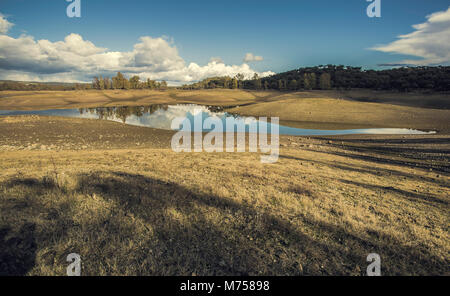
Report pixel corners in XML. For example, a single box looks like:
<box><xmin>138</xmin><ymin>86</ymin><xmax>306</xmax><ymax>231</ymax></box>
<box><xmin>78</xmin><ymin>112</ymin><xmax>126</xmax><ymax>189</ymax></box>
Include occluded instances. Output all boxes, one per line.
<box><xmin>0</xmin><ymin>104</ymin><xmax>436</xmax><ymax>136</ymax></box>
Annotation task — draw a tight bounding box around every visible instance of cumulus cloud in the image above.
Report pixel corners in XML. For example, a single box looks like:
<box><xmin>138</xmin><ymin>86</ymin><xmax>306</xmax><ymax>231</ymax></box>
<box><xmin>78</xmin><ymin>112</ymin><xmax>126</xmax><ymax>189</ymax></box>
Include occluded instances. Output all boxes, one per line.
<box><xmin>372</xmin><ymin>7</ymin><xmax>450</xmax><ymax>65</ymax></box>
<box><xmin>243</xmin><ymin>53</ymin><xmax>264</xmax><ymax>63</ymax></box>
<box><xmin>0</xmin><ymin>13</ymin><xmax>13</xmax><ymax>34</ymax></box>
<box><xmin>128</xmin><ymin>36</ymin><xmax>185</xmax><ymax>71</ymax></box>
<box><xmin>0</xmin><ymin>33</ymin><xmax>108</xmax><ymax>74</ymax></box>
<box><xmin>0</xmin><ymin>13</ymin><xmax>274</xmax><ymax>84</ymax></box>
<box><xmin>209</xmin><ymin>57</ymin><xmax>224</xmax><ymax>64</ymax></box>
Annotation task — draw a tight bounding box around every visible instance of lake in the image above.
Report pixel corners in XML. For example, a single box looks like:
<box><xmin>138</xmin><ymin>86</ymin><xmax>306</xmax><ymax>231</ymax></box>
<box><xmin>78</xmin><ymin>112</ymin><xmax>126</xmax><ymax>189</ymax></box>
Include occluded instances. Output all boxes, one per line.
<box><xmin>0</xmin><ymin>104</ymin><xmax>436</xmax><ymax>136</ymax></box>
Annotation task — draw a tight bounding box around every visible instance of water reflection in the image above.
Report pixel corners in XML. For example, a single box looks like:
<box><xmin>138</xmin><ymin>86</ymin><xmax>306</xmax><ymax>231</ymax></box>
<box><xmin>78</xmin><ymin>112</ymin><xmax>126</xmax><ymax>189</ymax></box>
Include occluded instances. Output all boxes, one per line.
<box><xmin>78</xmin><ymin>104</ymin><xmax>230</xmax><ymax>130</ymax></box>
<box><xmin>0</xmin><ymin>104</ymin><xmax>437</xmax><ymax>136</ymax></box>
<box><xmin>78</xmin><ymin>105</ymin><xmax>169</xmax><ymax>123</ymax></box>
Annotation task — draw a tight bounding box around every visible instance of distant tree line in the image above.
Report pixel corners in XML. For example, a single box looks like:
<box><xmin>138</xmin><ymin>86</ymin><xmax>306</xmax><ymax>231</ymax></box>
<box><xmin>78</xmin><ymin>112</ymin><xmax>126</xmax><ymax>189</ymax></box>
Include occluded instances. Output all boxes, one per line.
<box><xmin>0</xmin><ymin>72</ymin><xmax>168</xmax><ymax>91</ymax></box>
<box><xmin>92</xmin><ymin>72</ymin><xmax>168</xmax><ymax>90</ymax></box>
<box><xmin>0</xmin><ymin>81</ymin><xmax>91</xmax><ymax>91</ymax></box>
<box><xmin>180</xmin><ymin>74</ymin><xmax>245</xmax><ymax>90</ymax></box>
<box><xmin>181</xmin><ymin>65</ymin><xmax>450</xmax><ymax>92</ymax></box>
<box><xmin>1</xmin><ymin>66</ymin><xmax>448</xmax><ymax>92</ymax></box>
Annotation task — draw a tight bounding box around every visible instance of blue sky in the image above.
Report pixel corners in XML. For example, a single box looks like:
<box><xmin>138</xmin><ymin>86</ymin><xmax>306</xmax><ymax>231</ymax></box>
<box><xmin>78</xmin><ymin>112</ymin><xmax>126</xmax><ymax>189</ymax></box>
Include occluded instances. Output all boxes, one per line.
<box><xmin>0</xmin><ymin>0</ymin><xmax>449</xmax><ymax>83</ymax></box>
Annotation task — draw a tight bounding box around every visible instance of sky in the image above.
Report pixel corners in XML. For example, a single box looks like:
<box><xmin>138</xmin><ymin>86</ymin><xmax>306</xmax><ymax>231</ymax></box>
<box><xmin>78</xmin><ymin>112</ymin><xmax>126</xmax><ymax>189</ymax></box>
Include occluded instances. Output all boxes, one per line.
<box><xmin>0</xmin><ymin>0</ymin><xmax>449</xmax><ymax>84</ymax></box>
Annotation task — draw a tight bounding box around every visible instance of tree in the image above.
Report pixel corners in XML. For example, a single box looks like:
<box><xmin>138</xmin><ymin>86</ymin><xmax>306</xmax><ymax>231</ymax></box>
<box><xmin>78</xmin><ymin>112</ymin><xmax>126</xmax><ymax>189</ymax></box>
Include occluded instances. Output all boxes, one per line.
<box><xmin>303</xmin><ymin>74</ymin><xmax>311</xmax><ymax>90</ymax></box>
<box><xmin>304</xmin><ymin>73</ymin><xmax>316</xmax><ymax>90</ymax></box>
<box><xmin>104</xmin><ymin>77</ymin><xmax>111</xmax><ymax>89</ymax></box>
<box><xmin>98</xmin><ymin>76</ymin><xmax>105</xmax><ymax>90</ymax></box>
<box><xmin>278</xmin><ymin>79</ymin><xmax>288</xmax><ymax>90</ymax></box>
<box><xmin>288</xmin><ymin>79</ymin><xmax>298</xmax><ymax>90</ymax></box>
<box><xmin>319</xmin><ymin>73</ymin><xmax>331</xmax><ymax>90</ymax></box>
<box><xmin>231</xmin><ymin>78</ymin><xmax>238</xmax><ymax>89</ymax></box>
<box><xmin>129</xmin><ymin>76</ymin><xmax>140</xmax><ymax>89</ymax></box>
<box><xmin>147</xmin><ymin>78</ymin><xmax>156</xmax><ymax>89</ymax></box>
<box><xmin>160</xmin><ymin>80</ymin><xmax>168</xmax><ymax>90</ymax></box>
<box><xmin>223</xmin><ymin>77</ymin><xmax>231</xmax><ymax>89</ymax></box>
<box><xmin>92</xmin><ymin>77</ymin><xmax>100</xmax><ymax>89</ymax></box>
<box><xmin>235</xmin><ymin>73</ymin><xmax>244</xmax><ymax>89</ymax></box>
<box><xmin>278</xmin><ymin>80</ymin><xmax>284</xmax><ymax>90</ymax></box>
<box><xmin>253</xmin><ymin>73</ymin><xmax>262</xmax><ymax>90</ymax></box>
<box><xmin>112</xmin><ymin>72</ymin><xmax>126</xmax><ymax>89</ymax></box>
<box><xmin>123</xmin><ymin>78</ymin><xmax>130</xmax><ymax>90</ymax></box>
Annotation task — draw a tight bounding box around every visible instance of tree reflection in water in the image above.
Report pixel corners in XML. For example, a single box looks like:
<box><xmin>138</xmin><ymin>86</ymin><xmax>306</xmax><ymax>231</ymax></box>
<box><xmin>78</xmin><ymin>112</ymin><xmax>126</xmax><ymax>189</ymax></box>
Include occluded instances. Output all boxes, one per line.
<box><xmin>78</xmin><ymin>105</ymin><xmax>169</xmax><ymax>123</ymax></box>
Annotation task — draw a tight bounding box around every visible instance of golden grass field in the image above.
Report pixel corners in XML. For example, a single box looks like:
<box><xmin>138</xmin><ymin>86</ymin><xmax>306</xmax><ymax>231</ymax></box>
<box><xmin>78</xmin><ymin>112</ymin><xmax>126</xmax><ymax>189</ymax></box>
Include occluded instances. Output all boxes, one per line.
<box><xmin>0</xmin><ymin>89</ymin><xmax>449</xmax><ymax>275</ymax></box>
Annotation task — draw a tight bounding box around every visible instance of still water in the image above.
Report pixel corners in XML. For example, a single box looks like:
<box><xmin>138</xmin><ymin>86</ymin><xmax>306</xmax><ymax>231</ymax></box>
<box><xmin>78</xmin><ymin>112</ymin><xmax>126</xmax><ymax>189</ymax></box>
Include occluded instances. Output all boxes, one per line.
<box><xmin>0</xmin><ymin>104</ymin><xmax>436</xmax><ymax>136</ymax></box>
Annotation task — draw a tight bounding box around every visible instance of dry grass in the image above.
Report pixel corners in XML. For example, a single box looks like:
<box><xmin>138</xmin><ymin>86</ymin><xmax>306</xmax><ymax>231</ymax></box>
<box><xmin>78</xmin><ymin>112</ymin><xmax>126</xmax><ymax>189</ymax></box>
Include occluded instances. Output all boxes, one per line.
<box><xmin>0</xmin><ymin>116</ymin><xmax>448</xmax><ymax>276</ymax></box>
<box><xmin>337</xmin><ymin>89</ymin><xmax>450</xmax><ymax>109</ymax></box>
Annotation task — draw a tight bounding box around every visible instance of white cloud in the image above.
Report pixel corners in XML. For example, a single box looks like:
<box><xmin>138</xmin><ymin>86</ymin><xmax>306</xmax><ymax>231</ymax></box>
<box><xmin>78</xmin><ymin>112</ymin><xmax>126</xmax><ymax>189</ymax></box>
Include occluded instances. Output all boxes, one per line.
<box><xmin>372</xmin><ymin>7</ymin><xmax>450</xmax><ymax>65</ymax></box>
<box><xmin>0</xmin><ymin>13</ymin><xmax>274</xmax><ymax>84</ymax></box>
<box><xmin>0</xmin><ymin>33</ymin><xmax>107</xmax><ymax>74</ymax></box>
<box><xmin>128</xmin><ymin>36</ymin><xmax>185</xmax><ymax>71</ymax></box>
<box><xmin>209</xmin><ymin>57</ymin><xmax>224</xmax><ymax>64</ymax></box>
<box><xmin>243</xmin><ymin>53</ymin><xmax>264</xmax><ymax>63</ymax></box>
<box><xmin>0</xmin><ymin>13</ymin><xmax>13</xmax><ymax>34</ymax></box>
<box><xmin>135</xmin><ymin>61</ymin><xmax>274</xmax><ymax>83</ymax></box>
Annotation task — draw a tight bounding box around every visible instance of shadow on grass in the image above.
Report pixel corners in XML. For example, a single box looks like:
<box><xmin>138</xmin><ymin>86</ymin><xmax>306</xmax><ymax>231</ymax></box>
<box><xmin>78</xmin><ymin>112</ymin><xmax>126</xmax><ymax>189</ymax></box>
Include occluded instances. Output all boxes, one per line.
<box><xmin>279</xmin><ymin>153</ymin><xmax>449</xmax><ymax>189</ymax></box>
<box><xmin>0</xmin><ymin>172</ymin><xmax>448</xmax><ymax>275</ymax></box>
<box><xmin>0</xmin><ymin>223</ymin><xmax>37</xmax><ymax>276</ymax></box>
<box><xmin>318</xmin><ymin>137</ymin><xmax>450</xmax><ymax>145</ymax></box>
<box><xmin>338</xmin><ymin>179</ymin><xmax>448</xmax><ymax>206</ymax></box>
<box><xmin>303</xmin><ymin>139</ymin><xmax>450</xmax><ymax>173</ymax></box>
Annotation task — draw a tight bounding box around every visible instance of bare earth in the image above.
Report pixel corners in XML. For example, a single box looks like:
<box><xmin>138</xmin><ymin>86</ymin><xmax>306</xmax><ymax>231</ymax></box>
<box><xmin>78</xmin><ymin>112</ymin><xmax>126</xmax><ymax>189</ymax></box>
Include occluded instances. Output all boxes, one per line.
<box><xmin>1</xmin><ymin>89</ymin><xmax>449</xmax><ymax>132</ymax></box>
<box><xmin>0</xmin><ymin>90</ymin><xmax>449</xmax><ymax>275</ymax></box>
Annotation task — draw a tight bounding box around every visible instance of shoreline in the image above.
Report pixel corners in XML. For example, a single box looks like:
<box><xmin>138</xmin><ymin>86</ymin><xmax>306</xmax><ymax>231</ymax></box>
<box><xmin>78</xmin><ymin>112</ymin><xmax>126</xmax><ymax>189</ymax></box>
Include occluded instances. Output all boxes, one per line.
<box><xmin>1</xmin><ymin>89</ymin><xmax>449</xmax><ymax>132</ymax></box>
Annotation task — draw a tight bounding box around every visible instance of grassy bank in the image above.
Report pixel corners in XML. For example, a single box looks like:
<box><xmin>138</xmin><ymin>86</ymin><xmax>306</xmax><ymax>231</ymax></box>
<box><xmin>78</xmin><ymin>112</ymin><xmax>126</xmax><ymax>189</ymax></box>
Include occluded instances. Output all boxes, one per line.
<box><xmin>227</xmin><ymin>96</ymin><xmax>450</xmax><ymax>132</ymax></box>
<box><xmin>0</xmin><ymin>116</ymin><xmax>448</xmax><ymax>275</ymax></box>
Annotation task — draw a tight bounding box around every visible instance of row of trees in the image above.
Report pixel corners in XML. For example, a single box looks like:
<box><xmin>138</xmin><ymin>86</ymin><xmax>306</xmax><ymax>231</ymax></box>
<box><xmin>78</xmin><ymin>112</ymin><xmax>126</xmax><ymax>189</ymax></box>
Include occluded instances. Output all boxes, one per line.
<box><xmin>181</xmin><ymin>65</ymin><xmax>450</xmax><ymax>92</ymax></box>
<box><xmin>0</xmin><ymin>81</ymin><xmax>91</xmax><ymax>91</ymax></box>
<box><xmin>181</xmin><ymin>71</ymin><xmax>334</xmax><ymax>91</ymax></box>
<box><xmin>180</xmin><ymin>75</ymin><xmax>244</xmax><ymax>90</ymax></box>
<box><xmin>277</xmin><ymin>73</ymin><xmax>332</xmax><ymax>90</ymax></box>
<box><xmin>0</xmin><ymin>71</ymin><xmax>168</xmax><ymax>91</ymax></box>
<box><xmin>92</xmin><ymin>72</ymin><xmax>168</xmax><ymax>90</ymax></box>
<box><xmin>258</xmin><ymin>65</ymin><xmax>450</xmax><ymax>92</ymax></box>
<box><xmin>2</xmin><ymin>66</ymin><xmax>448</xmax><ymax>92</ymax></box>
